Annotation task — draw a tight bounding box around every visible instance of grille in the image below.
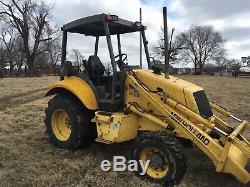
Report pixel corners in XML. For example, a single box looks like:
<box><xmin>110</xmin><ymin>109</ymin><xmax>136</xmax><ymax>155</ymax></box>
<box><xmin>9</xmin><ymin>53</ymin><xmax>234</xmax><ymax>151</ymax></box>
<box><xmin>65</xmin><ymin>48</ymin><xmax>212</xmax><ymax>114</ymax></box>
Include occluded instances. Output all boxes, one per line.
<box><xmin>193</xmin><ymin>90</ymin><xmax>213</xmax><ymax>119</ymax></box>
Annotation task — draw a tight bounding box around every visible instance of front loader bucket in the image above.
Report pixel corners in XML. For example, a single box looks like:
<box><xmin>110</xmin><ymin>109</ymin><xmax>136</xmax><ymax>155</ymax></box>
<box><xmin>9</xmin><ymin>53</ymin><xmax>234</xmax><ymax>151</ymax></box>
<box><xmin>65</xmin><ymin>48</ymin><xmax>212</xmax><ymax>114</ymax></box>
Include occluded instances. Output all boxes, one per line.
<box><xmin>218</xmin><ymin>121</ymin><xmax>250</xmax><ymax>183</ymax></box>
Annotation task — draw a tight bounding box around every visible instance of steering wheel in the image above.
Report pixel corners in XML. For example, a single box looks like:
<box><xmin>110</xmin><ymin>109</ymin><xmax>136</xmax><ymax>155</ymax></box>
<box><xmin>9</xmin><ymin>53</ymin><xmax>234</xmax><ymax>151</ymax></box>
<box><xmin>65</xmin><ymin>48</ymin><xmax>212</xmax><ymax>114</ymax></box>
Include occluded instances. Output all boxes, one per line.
<box><xmin>114</xmin><ymin>53</ymin><xmax>127</xmax><ymax>64</ymax></box>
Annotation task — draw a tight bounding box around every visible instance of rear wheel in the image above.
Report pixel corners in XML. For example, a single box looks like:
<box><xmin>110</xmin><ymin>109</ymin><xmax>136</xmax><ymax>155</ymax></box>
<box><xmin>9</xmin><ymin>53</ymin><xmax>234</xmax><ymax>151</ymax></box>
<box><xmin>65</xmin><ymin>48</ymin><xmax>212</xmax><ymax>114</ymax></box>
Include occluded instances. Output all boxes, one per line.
<box><xmin>45</xmin><ymin>94</ymin><xmax>96</xmax><ymax>150</ymax></box>
<box><xmin>132</xmin><ymin>132</ymin><xmax>187</xmax><ymax>186</ymax></box>
<box><xmin>51</xmin><ymin>109</ymin><xmax>72</xmax><ymax>141</ymax></box>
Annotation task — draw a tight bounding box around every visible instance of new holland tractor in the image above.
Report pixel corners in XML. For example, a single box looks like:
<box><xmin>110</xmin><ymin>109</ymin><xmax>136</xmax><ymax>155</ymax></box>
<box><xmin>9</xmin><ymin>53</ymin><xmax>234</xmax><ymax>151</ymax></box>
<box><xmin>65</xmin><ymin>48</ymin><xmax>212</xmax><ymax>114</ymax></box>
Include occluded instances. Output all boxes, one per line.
<box><xmin>44</xmin><ymin>8</ymin><xmax>250</xmax><ymax>186</ymax></box>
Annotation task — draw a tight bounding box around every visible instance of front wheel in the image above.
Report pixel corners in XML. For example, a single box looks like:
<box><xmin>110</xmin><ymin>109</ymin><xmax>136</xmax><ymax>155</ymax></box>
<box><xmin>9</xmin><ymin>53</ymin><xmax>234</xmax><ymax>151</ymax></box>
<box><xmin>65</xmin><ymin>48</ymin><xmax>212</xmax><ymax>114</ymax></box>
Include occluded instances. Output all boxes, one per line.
<box><xmin>132</xmin><ymin>132</ymin><xmax>187</xmax><ymax>186</ymax></box>
<box><xmin>44</xmin><ymin>94</ymin><xmax>96</xmax><ymax>150</ymax></box>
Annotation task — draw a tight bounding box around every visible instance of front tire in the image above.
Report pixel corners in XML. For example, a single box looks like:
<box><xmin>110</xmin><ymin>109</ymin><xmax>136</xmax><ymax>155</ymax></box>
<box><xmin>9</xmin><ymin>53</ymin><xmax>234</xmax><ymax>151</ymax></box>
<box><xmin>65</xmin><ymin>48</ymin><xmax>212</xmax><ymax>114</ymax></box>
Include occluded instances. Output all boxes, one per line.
<box><xmin>132</xmin><ymin>132</ymin><xmax>187</xmax><ymax>186</ymax></box>
<box><xmin>44</xmin><ymin>94</ymin><xmax>96</xmax><ymax>150</ymax></box>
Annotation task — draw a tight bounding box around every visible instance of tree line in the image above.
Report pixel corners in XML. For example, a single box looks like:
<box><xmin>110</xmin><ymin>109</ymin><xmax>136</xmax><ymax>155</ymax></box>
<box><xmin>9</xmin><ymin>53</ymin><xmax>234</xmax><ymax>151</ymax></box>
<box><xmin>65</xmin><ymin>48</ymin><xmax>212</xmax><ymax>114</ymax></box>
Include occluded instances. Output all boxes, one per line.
<box><xmin>154</xmin><ymin>25</ymin><xmax>241</xmax><ymax>74</ymax></box>
<box><xmin>0</xmin><ymin>1</ymin><xmax>242</xmax><ymax>77</ymax></box>
<box><xmin>0</xmin><ymin>0</ymin><xmax>62</xmax><ymax>76</ymax></box>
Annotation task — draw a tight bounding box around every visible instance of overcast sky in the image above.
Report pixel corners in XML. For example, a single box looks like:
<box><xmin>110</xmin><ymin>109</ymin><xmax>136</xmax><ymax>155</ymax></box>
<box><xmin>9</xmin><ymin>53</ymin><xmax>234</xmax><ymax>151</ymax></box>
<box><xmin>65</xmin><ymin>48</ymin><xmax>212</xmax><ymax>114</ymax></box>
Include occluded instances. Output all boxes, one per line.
<box><xmin>46</xmin><ymin>0</ymin><xmax>250</xmax><ymax>67</ymax></box>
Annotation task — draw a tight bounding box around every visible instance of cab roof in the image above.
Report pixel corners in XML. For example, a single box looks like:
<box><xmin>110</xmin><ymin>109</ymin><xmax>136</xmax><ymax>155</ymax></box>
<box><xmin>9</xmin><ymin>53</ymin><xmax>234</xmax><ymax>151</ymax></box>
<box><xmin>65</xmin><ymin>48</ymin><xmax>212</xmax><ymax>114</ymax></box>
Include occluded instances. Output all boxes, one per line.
<box><xmin>61</xmin><ymin>13</ymin><xmax>144</xmax><ymax>36</ymax></box>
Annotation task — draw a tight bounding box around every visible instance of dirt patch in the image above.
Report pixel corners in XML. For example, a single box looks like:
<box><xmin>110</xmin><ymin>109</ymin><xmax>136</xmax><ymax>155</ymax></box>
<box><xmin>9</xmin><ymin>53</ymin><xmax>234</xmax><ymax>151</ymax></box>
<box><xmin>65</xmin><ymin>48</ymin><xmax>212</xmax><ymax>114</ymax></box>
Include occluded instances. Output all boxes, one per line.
<box><xmin>0</xmin><ymin>88</ymin><xmax>47</xmax><ymax>110</ymax></box>
<box><xmin>0</xmin><ymin>76</ymin><xmax>58</xmax><ymax>98</ymax></box>
<box><xmin>0</xmin><ymin>76</ymin><xmax>57</xmax><ymax>110</ymax></box>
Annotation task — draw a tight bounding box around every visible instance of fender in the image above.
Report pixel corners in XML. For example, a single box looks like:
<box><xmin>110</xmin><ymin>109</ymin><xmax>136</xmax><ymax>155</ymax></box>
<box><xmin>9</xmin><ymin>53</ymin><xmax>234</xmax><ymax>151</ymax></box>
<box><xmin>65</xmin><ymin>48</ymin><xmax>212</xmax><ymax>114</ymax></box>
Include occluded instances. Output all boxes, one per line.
<box><xmin>45</xmin><ymin>76</ymin><xmax>98</xmax><ymax>110</ymax></box>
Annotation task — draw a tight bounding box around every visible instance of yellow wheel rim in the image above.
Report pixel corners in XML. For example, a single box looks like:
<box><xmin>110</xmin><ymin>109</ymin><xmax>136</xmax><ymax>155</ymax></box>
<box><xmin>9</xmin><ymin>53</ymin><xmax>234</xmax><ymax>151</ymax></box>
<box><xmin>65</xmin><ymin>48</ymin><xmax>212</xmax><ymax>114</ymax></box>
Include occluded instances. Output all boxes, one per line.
<box><xmin>140</xmin><ymin>147</ymin><xmax>169</xmax><ymax>179</ymax></box>
<box><xmin>51</xmin><ymin>109</ymin><xmax>71</xmax><ymax>141</ymax></box>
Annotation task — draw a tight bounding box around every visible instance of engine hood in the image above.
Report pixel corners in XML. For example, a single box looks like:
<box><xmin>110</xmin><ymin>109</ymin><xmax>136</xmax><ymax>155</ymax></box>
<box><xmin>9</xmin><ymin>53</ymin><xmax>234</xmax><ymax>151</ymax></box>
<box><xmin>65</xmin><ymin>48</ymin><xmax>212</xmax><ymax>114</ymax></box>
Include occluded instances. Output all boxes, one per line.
<box><xmin>129</xmin><ymin>69</ymin><xmax>212</xmax><ymax>118</ymax></box>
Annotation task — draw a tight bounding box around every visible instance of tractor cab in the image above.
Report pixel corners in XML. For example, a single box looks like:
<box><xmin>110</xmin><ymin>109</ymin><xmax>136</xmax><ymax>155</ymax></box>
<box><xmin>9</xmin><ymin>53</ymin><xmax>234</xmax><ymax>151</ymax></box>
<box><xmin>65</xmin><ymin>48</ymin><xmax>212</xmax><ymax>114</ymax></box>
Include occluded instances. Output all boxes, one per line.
<box><xmin>60</xmin><ymin>14</ymin><xmax>151</xmax><ymax>112</ymax></box>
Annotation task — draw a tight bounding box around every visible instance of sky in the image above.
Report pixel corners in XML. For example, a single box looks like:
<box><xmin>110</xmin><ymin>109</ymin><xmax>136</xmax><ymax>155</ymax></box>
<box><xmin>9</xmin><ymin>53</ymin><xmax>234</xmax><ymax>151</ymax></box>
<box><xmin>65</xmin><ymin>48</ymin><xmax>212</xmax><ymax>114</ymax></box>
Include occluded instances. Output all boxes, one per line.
<box><xmin>46</xmin><ymin>0</ymin><xmax>250</xmax><ymax>67</ymax></box>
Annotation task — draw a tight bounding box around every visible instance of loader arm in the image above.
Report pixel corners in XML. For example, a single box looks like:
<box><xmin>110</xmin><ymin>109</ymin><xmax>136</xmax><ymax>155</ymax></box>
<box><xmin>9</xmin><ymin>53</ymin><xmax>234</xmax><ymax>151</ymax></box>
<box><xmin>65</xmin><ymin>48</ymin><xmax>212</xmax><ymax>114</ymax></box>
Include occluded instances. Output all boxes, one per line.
<box><xmin>125</xmin><ymin>72</ymin><xmax>250</xmax><ymax>184</ymax></box>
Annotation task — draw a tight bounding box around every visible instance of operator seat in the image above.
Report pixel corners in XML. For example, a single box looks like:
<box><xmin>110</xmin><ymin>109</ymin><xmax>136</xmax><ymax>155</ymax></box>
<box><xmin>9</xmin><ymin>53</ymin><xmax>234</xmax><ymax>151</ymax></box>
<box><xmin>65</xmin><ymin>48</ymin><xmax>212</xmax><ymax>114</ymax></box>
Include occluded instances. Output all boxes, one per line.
<box><xmin>87</xmin><ymin>55</ymin><xmax>105</xmax><ymax>84</ymax></box>
<box><xmin>60</xmin><ymin>60</ymin><xmax>73</xmax><ymax>80</ymax></box>
<box><xmin>87</xmin><ymin>55</ymin><xmax>106</xmax><ymax>98</ymax></box>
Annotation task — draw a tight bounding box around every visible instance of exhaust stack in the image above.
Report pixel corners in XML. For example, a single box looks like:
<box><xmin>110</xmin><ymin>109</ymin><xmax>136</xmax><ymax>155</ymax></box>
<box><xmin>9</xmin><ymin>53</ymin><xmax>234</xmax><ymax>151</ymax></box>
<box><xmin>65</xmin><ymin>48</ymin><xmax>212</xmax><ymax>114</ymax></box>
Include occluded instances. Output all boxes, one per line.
<box><xmin>163</xmin><ymin>7</ymin><xmax>169</xmax><ymax>78</ymax></box>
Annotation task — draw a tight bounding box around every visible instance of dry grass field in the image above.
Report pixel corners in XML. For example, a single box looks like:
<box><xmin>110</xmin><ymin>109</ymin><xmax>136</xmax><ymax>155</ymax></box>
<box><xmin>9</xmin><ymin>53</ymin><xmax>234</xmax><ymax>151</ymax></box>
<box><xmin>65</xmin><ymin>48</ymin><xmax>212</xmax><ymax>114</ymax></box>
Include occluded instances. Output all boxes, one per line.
<box><xmin>0</xmin><ymin>75</ymin><xmax>249</xmax><ymax>187</ymax></box>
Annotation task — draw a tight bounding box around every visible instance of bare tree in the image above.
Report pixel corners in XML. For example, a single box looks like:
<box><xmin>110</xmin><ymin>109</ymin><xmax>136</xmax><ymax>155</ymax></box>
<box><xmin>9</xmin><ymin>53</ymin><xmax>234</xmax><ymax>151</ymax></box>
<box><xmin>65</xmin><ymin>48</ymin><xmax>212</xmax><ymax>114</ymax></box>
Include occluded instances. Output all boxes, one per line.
<box><xmin>0</xmin><ymin>24</ymin><xmax>27</xmax><ymax>76</ymax></box>
<box><xmin>0</xmin><ymin>44</ymin><xmax>8</xmax><ymax>77</ymax></box>
<box><xmin>227</xmin><ymin>58</ymin><xmax>241</xmax><ymax>71</ymax></box>
<box><xmin>14</xmin><ymin>36</ymin><xmax>25</xmax><ymax>75</ymax></box>
<box><xmin>47</xmin><ymin>38</ymin><xmax>61</xmax><ymax>74</ymax></box>
<box><xmin>0</xmin><ymin>26</ymin><xmax>17</xmax><ymax>74</ymax></box>
<box><xmin>0</xmin><ymin>0</ymin><xmax>53</xmax><ymax>74</ymax></box>
<box><xmin>177</xmin><ymin>25</ymin><xmax>224</xmax><ymax>73</ymax></box>
<box><xmin>153</xmin><ymin>28</ymin><xmax>184</xmax><ymax>63</ymax></box>
<box><xmin>214</xmin><ymin>56</ymin><xmax>230</xmax><ymax>71</ymax></box>
<box><xmin>38</xmin><ymin>28</ymin><xmax>62</xmax><ymax>74</ymax></box>
<box><xmin>70</xmin><ymin>49</ymin><xmax>84</xmax><ymax>67</ymax></box>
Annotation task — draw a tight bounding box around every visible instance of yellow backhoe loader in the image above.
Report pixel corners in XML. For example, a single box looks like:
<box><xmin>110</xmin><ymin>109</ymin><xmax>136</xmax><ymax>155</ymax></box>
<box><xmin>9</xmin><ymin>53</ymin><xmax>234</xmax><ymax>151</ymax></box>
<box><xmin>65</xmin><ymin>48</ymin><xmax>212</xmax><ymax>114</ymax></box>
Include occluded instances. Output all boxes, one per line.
<box><xmin>44</xmin><ymin>8</ymin><xmax>250</xmax><ymax>186</ymax></box>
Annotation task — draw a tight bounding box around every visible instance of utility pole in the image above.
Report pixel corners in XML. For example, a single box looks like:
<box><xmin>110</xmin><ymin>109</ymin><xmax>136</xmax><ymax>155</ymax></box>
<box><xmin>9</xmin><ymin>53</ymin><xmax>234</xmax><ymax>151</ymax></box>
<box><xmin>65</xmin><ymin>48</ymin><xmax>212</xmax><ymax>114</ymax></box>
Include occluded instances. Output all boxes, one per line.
<box><xmin>163</xmin><ymin>7</ymin><xmax>169</xmax><ymax>78</ymax></box>
<box><xmin>139</xmin><ymin>8</ymin><xmax>142</xmax><ymax>69</ymax></box>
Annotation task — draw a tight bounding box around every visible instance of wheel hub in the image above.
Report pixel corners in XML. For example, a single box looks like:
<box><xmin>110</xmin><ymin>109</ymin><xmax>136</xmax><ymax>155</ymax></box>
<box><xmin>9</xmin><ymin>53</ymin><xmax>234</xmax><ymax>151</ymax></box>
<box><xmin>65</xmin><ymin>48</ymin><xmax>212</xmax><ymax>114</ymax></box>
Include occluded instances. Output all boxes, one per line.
<box><xmin>140</xmin><ymin>147</ymin><xmax>169</xmax><ymax>179</ymax></box>
<box><xmin>149</xmin><ymin>152</ymin><xmax>165</xmax><ymax>169</ymax></box>
<box><xmin>51</xmin><ymin>109</ymin><xmax>71</xmax><ymax>141</ymax></box>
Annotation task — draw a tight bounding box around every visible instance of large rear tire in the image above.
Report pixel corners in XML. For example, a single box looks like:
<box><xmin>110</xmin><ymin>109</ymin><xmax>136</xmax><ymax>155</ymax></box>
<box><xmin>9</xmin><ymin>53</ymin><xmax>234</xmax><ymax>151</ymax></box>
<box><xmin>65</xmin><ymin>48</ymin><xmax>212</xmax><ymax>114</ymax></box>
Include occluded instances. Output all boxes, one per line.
<box><xmin>132</xmin><ymin>132</ymin><xmax>187</xmax><ymax>186</ymax></box>
<box><xmin>44</xmin><ymin>94</ymin><xmax>97</xmax><ymax>150</ymax></box>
